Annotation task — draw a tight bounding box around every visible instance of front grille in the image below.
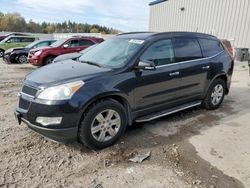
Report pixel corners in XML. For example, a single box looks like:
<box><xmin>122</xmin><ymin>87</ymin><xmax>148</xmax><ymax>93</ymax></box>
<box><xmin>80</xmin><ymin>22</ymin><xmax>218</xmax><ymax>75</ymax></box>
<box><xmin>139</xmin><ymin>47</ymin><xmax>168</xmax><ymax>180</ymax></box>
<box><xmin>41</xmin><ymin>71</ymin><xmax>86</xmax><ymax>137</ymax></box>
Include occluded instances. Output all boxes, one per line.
<box><xmin>22</xmin><ymin>85</ymin><xmax>38</xmax><ymax>96</ymax></box>
<box><xmin>19</xmin><ymin>98</ymin><xmax>31</xmax><ymax>110</ymax></box>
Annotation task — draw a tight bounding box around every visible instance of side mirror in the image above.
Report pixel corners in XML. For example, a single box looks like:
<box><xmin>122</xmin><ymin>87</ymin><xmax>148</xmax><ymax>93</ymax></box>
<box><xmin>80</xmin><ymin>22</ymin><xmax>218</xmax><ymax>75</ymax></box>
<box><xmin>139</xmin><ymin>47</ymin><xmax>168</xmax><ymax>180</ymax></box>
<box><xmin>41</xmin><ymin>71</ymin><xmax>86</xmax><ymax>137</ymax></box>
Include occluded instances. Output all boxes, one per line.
<box><xmin>135</xmin><ymin>60</ymin><xmax>156</xmax><ymax>70</ymax></box>
<box><xmin>63</xmin><ymin>44</ymin><xmax>69</xmax><ymax>48</ymax></box>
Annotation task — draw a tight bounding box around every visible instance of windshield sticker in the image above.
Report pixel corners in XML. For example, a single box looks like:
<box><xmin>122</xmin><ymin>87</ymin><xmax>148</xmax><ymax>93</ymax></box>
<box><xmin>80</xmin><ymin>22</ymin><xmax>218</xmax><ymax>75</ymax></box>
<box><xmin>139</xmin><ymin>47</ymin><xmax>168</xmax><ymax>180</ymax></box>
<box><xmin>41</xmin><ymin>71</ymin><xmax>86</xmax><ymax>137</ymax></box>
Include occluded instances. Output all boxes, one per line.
<box><xmin>129</xmin><ymin>39</ymin><xmax>144</xmax><ymax>44</ymax></box>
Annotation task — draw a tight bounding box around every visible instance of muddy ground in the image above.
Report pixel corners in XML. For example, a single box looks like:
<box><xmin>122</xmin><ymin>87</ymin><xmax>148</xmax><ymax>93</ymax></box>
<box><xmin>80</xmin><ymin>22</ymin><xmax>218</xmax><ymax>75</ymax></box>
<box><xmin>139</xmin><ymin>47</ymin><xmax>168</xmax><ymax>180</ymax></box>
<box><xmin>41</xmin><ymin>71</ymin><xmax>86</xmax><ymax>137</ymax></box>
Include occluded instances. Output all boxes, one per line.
<box><xmin>0</xmin><ymin>60</ymin><xmax>249</xmax><ymax>188</ymax></box>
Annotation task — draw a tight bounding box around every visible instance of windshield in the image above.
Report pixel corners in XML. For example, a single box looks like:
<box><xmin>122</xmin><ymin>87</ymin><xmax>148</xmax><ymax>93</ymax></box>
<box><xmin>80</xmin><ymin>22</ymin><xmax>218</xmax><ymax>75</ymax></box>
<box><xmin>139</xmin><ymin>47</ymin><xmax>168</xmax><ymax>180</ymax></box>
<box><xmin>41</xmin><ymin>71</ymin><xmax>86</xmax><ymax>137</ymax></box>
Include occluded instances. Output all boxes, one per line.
<box><xmin>50</xmin><ymin>38</ymin><xmax>67</xmax><ymax>47</ymax></box>
<box><xmin>0</xmin><ymin>36</ymin><xmax>11</xmax><ymax>43</ymax></box>
<box><xmin>79</xmin><ymin>38</ymin><xmax>143</xmax><ymax>68</ymax></box>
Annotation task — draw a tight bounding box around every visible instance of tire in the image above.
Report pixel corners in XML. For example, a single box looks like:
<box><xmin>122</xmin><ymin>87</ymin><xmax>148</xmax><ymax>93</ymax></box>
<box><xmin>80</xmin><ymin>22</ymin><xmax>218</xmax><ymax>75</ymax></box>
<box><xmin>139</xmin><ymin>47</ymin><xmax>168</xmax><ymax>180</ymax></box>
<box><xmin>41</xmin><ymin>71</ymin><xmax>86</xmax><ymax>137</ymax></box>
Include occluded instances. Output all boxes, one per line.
<box><xmin>0</xmin><ymin>49</ymin><xmax>4</xmax><ymax>58</ymax></box>
<box><xmin>79</xmin><ymin>99</ymin><xmax>127</xmax><ymax>149</ymax></box>
<box><xmin>44</xmin><ymin>56</ymin><xmax>55</xmax><ymax>65</ymax></box>
<box><xmin>203</xmin><ymin>79</ymin><xmax>226</xmax><ymax>110</ymax></box>
<box><xmin>17</xmin><ymin>54</ymin><xmax>28</xmax><ymax>64</ymax></box>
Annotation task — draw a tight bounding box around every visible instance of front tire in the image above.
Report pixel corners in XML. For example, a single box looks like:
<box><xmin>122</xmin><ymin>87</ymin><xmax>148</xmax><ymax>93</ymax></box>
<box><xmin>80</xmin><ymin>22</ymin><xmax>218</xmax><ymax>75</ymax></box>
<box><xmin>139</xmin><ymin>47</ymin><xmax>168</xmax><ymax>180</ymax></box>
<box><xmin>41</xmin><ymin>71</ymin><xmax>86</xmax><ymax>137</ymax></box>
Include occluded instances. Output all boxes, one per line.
<box><xmin>17</xmin><ymin>54</ymin><xmax>28</xmax><ymax>64</ymax></box>
<box><xmin>44</xmin><ymin>56</ymin><xmax>55</xmax><ymax>65</ymax></box>
<box><xmin>79</xmin><ymin>99</ymin><xmax>127</xmax><ymax>149</ymax></box>
<box><xmin>203</xmin><ymin>79</ymin><xmax>226</xmax><ymax>110</ymax></box>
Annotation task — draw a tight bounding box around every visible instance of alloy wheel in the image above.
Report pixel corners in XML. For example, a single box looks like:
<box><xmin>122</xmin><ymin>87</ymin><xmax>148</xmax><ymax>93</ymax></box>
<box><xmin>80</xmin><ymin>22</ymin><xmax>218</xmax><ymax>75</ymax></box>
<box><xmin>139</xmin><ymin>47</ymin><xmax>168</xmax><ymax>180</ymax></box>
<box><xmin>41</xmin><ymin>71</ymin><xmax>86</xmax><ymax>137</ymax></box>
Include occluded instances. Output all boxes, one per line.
<box><xmin>91</xmin><ymin>109</ymin><xmax>121</xmax><ymax>142</ymax></box>
<box><xmin>19</xmin><ymin>55</ymin><xmax>28</xmax><ymax>64</ymax></box>
<box><xmin>211</xmin><ymin>84</ymin><xmax>224</xmax><ymax>105</ymax></box>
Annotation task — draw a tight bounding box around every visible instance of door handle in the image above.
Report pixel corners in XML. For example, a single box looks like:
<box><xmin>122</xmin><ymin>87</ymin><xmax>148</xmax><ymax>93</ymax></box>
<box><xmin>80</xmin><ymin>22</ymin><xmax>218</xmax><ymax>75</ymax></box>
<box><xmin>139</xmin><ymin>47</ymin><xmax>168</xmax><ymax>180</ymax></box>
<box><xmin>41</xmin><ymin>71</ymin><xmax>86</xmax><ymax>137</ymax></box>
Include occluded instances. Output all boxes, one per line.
<box><xmin>202</xmin><ymin>65</ymin><xmax>210</xmax><ymax>70</ymax></box>
<box><xmin>169</xmin><ymin>71</ymin><xmax>180</xmax><ymax>76</ymax></box>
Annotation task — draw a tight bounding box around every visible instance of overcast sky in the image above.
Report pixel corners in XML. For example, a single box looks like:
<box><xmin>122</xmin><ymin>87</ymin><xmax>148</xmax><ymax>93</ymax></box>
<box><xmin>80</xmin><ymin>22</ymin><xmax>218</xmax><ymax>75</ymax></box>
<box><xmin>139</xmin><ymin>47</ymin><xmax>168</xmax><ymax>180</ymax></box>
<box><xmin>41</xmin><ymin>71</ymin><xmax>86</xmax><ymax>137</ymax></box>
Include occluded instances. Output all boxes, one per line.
<box><xmin>0</xmin><ymin>0</ymin><xmax>152</xmax><ymax>31</ymax></box>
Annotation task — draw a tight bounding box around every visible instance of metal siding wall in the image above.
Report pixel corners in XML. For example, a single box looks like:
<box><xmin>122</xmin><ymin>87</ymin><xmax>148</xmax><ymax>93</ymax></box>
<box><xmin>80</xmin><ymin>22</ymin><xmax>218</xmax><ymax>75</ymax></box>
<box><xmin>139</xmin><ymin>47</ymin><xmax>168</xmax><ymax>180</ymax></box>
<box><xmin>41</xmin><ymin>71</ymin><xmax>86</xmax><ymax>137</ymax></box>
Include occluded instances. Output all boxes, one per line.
<box><xmin>149</xmin><ymin>0</ymin><xmax>250</xmax><ymax>49</ymax></box>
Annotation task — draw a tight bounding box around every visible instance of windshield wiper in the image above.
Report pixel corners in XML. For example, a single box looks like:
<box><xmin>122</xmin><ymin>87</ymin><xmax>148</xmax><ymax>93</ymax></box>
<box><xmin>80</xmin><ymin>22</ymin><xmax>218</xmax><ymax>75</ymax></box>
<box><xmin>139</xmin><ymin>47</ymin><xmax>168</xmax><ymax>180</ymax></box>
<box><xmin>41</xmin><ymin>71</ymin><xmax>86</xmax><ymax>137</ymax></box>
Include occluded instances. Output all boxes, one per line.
<box><xmin>81</xmin><ymin>60</ymin><xmax>102</xmax><ymax>67</ymax></box>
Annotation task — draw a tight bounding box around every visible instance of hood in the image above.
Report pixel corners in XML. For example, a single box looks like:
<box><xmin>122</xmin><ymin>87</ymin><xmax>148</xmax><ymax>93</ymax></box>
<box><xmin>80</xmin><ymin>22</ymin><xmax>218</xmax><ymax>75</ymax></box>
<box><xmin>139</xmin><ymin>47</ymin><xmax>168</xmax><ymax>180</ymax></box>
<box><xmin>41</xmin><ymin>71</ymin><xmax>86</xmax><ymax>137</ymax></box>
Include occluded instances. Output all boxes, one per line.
<box><xmin>25</xmin><ymin>59</ymin><xmax>112</xmax><ymax>87</ymax></box>
<box><xmin>30</xmin><ymin>46</ymin><xmax>52</xmax><ymax>53</ymax></box>
<box><xmin>5</xmin><ymin>47</ymin><xmax>27</xmax><ymax>53</ymax></box>
<box><xmin>53</xmin><ymin>52</ymin><xmax>81</xmax><ymax>63</ymax></box>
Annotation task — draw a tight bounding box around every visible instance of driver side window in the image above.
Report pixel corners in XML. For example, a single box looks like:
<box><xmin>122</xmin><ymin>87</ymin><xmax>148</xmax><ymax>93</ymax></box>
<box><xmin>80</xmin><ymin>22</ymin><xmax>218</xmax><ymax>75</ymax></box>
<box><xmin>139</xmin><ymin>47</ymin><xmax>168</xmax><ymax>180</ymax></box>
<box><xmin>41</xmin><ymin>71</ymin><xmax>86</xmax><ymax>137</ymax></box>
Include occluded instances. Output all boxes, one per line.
<box><xmin>141</xmin><ymin>39</ymin><xmax>174</xmax><ymax>66</ymax></box>
<box><xmin>68</xmin><ymin>40</ymin><xmax>79</xmax><ymax>47</ymax></box>
<box><xmin>6</xmin><ymin>37</ymin><xmax>17</xmax><ymax>43</ymax></box>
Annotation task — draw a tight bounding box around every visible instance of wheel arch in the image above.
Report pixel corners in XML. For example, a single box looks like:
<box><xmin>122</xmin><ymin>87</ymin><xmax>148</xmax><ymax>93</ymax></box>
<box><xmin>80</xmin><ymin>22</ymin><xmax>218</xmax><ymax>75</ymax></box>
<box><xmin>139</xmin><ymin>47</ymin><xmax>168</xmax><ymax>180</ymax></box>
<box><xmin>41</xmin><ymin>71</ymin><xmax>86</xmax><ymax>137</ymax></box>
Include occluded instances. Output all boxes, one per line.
<box><xmin>43</xmin><ymin>54</ymin><xmax>57</xmax><ymax>65</ymax></box>
<box><xmin>78</xmin><ymin>92</ymin><xmax>133</xmax><ymax>128</ymax></box>
<box><xmin>206</xmin><ymin>73</ymin><xmax>228</xmax><ymax>95</ymax></box>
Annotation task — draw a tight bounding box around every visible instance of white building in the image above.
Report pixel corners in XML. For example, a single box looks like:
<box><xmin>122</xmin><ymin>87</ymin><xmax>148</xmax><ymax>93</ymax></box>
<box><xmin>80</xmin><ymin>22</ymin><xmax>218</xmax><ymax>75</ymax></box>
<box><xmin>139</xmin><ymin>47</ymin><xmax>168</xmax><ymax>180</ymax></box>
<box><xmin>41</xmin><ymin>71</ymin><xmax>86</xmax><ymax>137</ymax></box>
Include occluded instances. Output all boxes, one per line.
<box><xmin>149</xmin><ymin>0</ymin><xmax>250</xmax><ymax>49</ymax></box>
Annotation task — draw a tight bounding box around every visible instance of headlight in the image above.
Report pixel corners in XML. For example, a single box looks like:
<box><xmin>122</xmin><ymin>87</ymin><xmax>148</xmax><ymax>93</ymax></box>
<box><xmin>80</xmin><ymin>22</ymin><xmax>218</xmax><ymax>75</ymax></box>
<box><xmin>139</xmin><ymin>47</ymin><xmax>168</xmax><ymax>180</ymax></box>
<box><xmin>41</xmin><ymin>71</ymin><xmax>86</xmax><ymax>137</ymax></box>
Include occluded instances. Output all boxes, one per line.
<box><xmin>34</xmin><ymin>50</ymin><xmax>42</xmax><ymax>56</ymax></box>
<box><xmin>6</xmin><ymin>48</ymin><xmax>14</xmax><ymax>53</ymax></box>
<box><xmin>37</xmin><ymin>81</ymin><xmax>84</xmax><ymax>100</ymax></box>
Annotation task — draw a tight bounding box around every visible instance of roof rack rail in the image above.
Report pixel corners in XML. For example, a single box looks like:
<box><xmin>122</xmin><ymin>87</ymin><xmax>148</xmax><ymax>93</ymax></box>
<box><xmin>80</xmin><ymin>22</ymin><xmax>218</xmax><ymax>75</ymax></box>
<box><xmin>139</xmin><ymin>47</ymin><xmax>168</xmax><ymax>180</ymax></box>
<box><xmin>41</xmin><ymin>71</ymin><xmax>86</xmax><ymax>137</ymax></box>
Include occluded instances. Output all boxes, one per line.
<box><xmin>117</xmin><ymin>32</ymin><xmax>154</xmax><ymax>36</ymax></box>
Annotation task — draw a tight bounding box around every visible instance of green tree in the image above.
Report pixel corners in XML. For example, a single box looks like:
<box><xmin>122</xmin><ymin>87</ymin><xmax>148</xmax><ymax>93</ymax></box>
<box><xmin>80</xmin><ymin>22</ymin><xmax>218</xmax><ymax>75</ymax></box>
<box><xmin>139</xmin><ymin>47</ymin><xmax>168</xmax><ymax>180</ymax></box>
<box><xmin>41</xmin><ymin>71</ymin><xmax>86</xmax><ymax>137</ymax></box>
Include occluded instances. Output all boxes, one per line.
<box><xmin>90</xmin><ymin>27</ymin><xmax>99</xmax><ymax>33</ymax></box>
<box><xmin>0</xmin><ymin>12</ymin><xmax>119</xmax><ymax>34</ymax></box>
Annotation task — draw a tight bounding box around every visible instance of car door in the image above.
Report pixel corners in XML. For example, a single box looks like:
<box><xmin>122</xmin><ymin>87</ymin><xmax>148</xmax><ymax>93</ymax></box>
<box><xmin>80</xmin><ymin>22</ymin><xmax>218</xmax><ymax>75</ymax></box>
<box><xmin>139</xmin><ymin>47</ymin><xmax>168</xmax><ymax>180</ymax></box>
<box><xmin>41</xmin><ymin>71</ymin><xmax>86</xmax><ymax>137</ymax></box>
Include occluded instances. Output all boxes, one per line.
<box><xmin>171</xmin><ymin>37</ymin><xmax>209</xmax><ymax>102</ymax></box>
<box><xmin>134</xmin><ymin>38</ymin><xmax>182</xmax><ymax>116</ymax></box>
<box><xmin>62</xmin><ymin>39</ymin><xmax>81</xmax><ymax>54</ymax></box>
<box><xmin>4</xmin><ymin>37</ymin><xmax>22</xmax><ymax>50</ymax></box>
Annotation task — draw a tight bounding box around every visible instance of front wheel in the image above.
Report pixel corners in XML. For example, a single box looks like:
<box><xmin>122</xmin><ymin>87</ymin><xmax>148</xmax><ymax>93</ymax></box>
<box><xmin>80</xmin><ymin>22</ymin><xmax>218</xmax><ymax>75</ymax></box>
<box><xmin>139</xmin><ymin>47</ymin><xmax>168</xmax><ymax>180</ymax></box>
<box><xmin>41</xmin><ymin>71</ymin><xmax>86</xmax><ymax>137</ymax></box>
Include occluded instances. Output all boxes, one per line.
<box><xmin>203</xmin><ymin>79</ymin><xmax>226</xmax><ymax>110</ymax></box>
<box><xmin>44</xmin><ymin>56</ymin><xmax>55</xmax><ymax>65</ymax></box>
<box><xmin>17</xmin><ymin>54</ymin><xmax>28</xmax><ymax>64</ymax></box>
<box><xmin>79</xmin><ymin>99</ymin><xmax>127</xmax><ymax>149</ymax></box>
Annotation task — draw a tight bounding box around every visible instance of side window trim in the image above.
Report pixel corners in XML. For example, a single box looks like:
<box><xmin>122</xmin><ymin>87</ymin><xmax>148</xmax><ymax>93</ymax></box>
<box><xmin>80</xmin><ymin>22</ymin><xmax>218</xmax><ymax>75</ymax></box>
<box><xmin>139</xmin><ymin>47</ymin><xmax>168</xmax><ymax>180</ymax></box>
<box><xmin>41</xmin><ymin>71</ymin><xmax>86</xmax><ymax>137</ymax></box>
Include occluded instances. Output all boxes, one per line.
<box><xmin>156</xmin><ymin>50</ymin><xmax>224</xmax><ymax>68</ymax></box>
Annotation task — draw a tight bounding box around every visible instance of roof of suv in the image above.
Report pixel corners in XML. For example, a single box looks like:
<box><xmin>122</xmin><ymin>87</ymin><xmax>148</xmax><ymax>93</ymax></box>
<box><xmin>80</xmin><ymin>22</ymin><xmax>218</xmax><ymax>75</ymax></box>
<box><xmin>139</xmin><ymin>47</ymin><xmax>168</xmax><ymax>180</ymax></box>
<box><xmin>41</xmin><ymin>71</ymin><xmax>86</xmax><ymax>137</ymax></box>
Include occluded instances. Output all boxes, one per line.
<box><xmin>117</xmin><ymin>31</ymin><xmax>217</xmax><ymax>40</ymax></box>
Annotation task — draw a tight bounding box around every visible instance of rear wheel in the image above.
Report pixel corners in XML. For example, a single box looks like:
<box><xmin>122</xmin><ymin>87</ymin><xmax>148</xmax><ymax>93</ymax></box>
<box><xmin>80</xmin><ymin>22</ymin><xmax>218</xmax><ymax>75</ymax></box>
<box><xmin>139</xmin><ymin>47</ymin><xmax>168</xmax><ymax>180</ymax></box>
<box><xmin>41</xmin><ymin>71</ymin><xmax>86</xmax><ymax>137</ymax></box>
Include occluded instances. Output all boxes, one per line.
<box><xmin>17</xmin><ymin>54</ymin><xmax>28</xmax><ymax>64</ymax></box>
<box><xmin>44</xmin><ymin>56</ymin><xmax>55</xmax><ymax>65</ymax></box>
<box><xmin>0</xmin><ymin>49</ymin><xmax>4</xmax><ymax>58</ymax></box>
<box><xmin>203</xmin><ymin>79</ymin><xmax>226</xmax><ymax>110</ymax></box>
<box><xmin>79</xmin><ymin>99</ymin><xmax>127</xmax><ymax>149</ymax></box>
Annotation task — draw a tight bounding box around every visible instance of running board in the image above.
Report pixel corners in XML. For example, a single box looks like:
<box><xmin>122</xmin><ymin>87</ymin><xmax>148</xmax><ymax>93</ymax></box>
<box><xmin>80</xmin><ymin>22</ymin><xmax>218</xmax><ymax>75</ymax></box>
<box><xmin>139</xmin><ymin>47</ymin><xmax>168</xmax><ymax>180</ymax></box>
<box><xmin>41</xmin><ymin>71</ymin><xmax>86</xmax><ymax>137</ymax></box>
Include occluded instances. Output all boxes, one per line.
<box><xmin>135</xmin><ymin>101</ymin><xmax>202</xmax><ymax>123</ymax></box>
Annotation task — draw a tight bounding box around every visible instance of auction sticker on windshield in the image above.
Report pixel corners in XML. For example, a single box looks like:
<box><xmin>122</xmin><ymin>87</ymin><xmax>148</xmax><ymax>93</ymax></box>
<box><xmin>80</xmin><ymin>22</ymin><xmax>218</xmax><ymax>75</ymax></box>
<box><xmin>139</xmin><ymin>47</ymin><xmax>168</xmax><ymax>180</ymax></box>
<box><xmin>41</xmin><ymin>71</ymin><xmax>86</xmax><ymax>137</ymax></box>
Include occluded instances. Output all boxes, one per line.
<box><xmin>129</xmin><ymin>39</ymin><xmax>144</xmax><ymax>44</ymax></box>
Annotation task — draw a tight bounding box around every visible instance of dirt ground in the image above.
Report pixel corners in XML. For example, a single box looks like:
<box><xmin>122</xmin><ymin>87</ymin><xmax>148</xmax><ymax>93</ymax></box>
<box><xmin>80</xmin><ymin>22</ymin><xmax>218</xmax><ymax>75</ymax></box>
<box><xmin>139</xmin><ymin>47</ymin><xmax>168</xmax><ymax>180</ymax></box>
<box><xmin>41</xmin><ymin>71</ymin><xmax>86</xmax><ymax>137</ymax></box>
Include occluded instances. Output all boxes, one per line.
<box><xmin>0</xmin><ymin>60</ymin><xmax>249</xmax><ymax>188</ymax></box>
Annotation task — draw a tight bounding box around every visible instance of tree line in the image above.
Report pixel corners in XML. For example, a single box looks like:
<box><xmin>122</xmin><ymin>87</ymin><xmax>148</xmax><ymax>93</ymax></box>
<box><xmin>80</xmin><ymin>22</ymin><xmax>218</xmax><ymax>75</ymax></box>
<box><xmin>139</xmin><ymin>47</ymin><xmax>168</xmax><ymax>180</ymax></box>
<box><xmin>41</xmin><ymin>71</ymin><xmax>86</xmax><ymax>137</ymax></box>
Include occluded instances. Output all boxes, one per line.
<box><xmin>0</xmin><ymin>12</ymin><xmax>120</xmax><ymax>34</ymax></box>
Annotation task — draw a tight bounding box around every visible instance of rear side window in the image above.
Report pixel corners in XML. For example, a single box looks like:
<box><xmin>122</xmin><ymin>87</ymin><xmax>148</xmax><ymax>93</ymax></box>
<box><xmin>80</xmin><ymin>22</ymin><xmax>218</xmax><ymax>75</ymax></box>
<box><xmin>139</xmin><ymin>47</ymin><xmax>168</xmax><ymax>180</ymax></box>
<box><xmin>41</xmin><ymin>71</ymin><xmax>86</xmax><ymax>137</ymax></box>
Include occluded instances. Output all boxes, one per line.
<box><xmin>20</xmin><ymin>37</ymin><xmax>35</xmax><ymax>42</ymax></box>
<box><xmin>172</xmin><ymin>38</ymin><xmax>203</xmax><ymax>62</ymax></box>
<box><xmin>198</xmin><ymin>38</ymin><xmax>224</xmax><ymax>57</ymax></box>
<box><xmin>79</xmin><ymin>39</ymin><xmax>95</xmax><ymax>46</ymax></box>
<box><xmin>141</xmin><ymin>39</ymin><xmax>174</xmax><ymax>66</ymax></box>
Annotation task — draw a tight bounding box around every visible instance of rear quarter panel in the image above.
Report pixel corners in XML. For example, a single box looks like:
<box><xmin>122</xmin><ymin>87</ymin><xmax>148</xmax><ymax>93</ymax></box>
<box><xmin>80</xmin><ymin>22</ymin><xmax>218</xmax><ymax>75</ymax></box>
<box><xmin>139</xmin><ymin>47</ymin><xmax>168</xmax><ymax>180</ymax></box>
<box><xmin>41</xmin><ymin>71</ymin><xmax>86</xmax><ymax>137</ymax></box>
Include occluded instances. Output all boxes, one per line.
<box><xmin>206</xmin><ymin>51</ymin><xmax>234</xmax><ymax>95</ymax></box>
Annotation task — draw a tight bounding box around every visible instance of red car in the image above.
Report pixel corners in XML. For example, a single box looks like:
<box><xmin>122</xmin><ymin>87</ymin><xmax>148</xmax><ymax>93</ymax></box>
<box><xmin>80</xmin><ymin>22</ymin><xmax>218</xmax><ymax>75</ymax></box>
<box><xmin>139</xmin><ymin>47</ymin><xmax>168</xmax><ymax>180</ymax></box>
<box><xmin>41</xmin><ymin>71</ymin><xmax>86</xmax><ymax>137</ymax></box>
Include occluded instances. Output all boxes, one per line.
<box><xmin>221</xmin><ymin>39</ymin><xmax>234</xmax><ymax>58</ymax></box>
<box><xmin>28</xmin><ymin>37</ymin><xmax>104</xmax><ymax>66</ymax></box>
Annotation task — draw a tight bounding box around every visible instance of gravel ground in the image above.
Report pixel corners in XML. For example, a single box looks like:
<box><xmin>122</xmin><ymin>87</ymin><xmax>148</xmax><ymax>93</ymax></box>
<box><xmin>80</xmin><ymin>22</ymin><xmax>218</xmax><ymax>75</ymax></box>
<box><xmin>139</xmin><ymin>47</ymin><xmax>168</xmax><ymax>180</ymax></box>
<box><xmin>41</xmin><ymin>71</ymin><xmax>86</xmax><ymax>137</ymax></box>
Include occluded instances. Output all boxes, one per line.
<box><xmin>0</xmin><ymin>61</ymin><xmax>249</xmax><ymax>188</ymax></box>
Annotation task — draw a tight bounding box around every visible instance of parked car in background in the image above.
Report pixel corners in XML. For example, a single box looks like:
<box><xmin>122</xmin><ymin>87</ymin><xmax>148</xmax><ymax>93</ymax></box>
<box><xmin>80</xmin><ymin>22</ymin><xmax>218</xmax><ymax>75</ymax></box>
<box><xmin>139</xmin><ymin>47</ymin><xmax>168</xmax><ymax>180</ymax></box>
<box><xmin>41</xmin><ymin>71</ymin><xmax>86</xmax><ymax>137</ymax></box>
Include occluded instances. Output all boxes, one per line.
<box><xmin>53</xmin><ymin>44</ymin><xmax>97</xmax><ymax>63</ymax></box>
<box><xmin>0</xmin><ymin>35</ymin><xmax>38</xmax><ymax>57</ymax></box>
<box><xmin>15</xmin><ymin>32</ymin><xmax>234</xmax><ymax>149</ymax></box>
<box><xmin>3</xmin><ymin>39</ymin><xmax>56</xmax><ymax>64</ymax></box>
<box><xmin>28</xmin><ymin>37</ymin><xmax>104</xmax><ymax>66</ymax></box>
<box><xmin>221</xmin><ymin>39</ymin><xmax>234</xmax><ymax>58</ymax></box>
<box><xmin>0</xmin><ymin>32</ymin><xmax>29</xmax><ymax>42</ymax></box>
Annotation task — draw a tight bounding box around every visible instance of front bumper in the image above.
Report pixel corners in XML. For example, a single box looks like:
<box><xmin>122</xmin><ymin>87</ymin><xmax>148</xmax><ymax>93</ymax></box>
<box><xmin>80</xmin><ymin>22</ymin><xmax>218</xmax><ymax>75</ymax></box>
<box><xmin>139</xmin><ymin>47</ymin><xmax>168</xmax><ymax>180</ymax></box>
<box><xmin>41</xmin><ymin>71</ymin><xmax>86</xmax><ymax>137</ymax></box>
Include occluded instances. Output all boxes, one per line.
<box><xmin>15</xmin><ymin>95</ymin><xmax>81</xmax><ymax>143</ymax></box>
<box><xmin>28</xmin><ymin>54</ymin><xmax>42</xmax><ymax>66</ymax></box>
<box><xmin>15</xmin><ymin>111</ymin><xmax>78</xmax><ymax>142</ymax></box>
<box><xmin>3</xmin><ymin>53</ymin><xmax>16</xmax><ymax>64</ymax></box>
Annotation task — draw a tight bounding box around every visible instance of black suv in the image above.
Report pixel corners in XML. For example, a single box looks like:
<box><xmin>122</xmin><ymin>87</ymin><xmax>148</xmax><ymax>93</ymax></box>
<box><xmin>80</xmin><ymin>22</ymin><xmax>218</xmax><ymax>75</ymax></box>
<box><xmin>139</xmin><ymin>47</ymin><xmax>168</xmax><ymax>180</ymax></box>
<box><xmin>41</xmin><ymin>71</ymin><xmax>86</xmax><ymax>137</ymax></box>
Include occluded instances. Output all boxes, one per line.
<box><xmin>3</xmin><ymin>39</ymin><xmax>56</xmax><ymax>64</ymax></box>
<box><xmin>15</xmin><ymin>32</ymin><xmax>234</xmax><ymax>149</ymax></box>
